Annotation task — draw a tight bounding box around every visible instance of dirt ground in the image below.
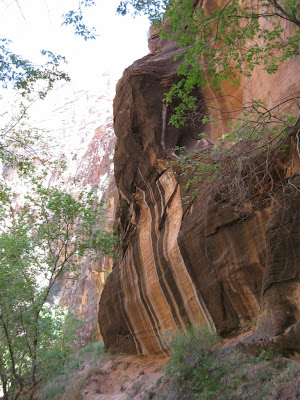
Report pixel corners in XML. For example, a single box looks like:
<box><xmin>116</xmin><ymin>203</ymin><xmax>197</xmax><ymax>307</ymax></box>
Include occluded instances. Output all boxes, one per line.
<box><xmin>64</xmin><ymin>354</ymin><xmax>168</xmax><ymax>400</ymax></box>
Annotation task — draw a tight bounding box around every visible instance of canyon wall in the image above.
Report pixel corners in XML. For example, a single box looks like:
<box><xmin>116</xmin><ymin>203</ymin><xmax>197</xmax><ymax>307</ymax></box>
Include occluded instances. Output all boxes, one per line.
<box><xmin>47</xmin><ymin>81</ymin><xmax>118</xmax><ymax>344</ymax></box>
<box><xmin>99</xmin><ymin>3</ymin><xmax>300</xmax><ymax>355</ymax></box>
<box><xmin>4</xmin><ymin>78</ymin><xmax>118</xmax><ymax>345</ymax></box>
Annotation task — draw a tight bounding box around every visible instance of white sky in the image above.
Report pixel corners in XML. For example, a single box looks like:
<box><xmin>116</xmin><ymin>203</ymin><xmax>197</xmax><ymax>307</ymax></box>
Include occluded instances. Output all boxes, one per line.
<box><xmin>0</xmin><ymin>0</ymin><xmax>150</xmax><ymax>87</ymax></box>
<box><xmin>0</xmin><ymin>0</ymin><xmax>151</xmax><ymax>201</ymax></box>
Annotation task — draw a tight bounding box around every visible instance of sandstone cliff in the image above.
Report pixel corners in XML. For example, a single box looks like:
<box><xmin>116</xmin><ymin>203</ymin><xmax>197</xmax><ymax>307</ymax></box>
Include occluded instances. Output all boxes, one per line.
<box><xmin>99</xmin><ymin>2</ymin><xmax>300</xmax><ymax>355</ymax></box>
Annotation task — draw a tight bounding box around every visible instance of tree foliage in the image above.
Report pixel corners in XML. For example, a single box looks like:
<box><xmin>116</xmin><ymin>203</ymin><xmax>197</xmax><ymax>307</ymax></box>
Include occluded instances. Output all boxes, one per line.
<box><xmin>164</xmin><ymin>0</ymin><xmax>299</xmax><ymax>126</ymax></box>
<box><xmin>0</xmin><ymin>38</ymin><xmax>70</xmax><ymax>99</ymax></box>
<box><xmin>0</xmin><ymin>0</ymin><xmax>97</xmax><ymax>97</ymax></box>
<box><xmin>62</xmin><ymin>0</ymin><xmax>97</xmax><ymax>41</ymax></box>
<box><xmin>0</xmin><ymin>2</ymin><xmax>116</xmax><ymax>398</ymax></box>
<box><xmin>0</xmin><ymin>107</ymin><xmax>118</xmax><ymax>397</ymax></box>
<box><xmin>0</xmin><ymin>174</ymin><xmax>118</xmax><ymax>399</ymax></box>
<box><xmin>117</xmin><ymin>0</ymin><xmax>168</xmax><ymax>22</ymax></box>
<box><xmin>0</xmin><ymin>99</ymin><xmax>51</xmax><ymax>175</ymax></box>
<box><xmin>118</xmin><ymin>0</ymin><xmax>299</xmax><ymax>125</ymax></box>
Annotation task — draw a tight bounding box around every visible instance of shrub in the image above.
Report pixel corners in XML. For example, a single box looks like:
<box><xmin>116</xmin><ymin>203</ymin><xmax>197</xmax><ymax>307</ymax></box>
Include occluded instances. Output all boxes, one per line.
<box><xmin>150</xmin><ymin>326</ymin><xmax>300</xmax><ymax>400</ymax></box>
<box><xmin>42</xmin><ymin>382</ymin><xmax>66</xmax><ymax>400</ymax></box>
<box><xmin>167</xmin><ymin>325</ymin><xmax>220</xmax><ymax>374</ymax></box>
<box><xmin>77</xmin><ymin>341</ymin><xmax>105</xmax><ymax>357</ymax></box>
<box><xmin>41</xmin><ymin>341</ymin><xmax>106</xmax><ymax>399</ymax></box>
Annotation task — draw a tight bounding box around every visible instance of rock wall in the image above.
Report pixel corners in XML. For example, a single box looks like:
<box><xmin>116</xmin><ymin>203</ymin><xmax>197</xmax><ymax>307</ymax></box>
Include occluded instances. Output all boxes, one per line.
<box><xmin>99</xmin><ymin>4</ymin><xmax>300</xmax><ymax>355</ymax></box>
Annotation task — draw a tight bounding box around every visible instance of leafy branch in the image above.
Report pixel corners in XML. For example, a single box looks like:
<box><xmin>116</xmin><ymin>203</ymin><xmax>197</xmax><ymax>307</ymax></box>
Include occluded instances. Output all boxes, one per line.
<box><xmin>0</xmin><ymin>38</ymin><xmax>70</xmax><ymax>98</ymax></box>
<box><xmin>62</xmin><ymin>0</ymin><xmax>96</xmax><ymax>41</ymax></box>
<box><xmin>0</xmin><ymin>176</ymin><xmax>118</xmax><ymax>399</ymax></box>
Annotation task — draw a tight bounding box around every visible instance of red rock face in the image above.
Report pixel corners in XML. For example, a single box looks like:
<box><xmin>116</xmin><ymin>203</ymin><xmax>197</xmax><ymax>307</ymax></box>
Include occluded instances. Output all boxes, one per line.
<box><xmin>99</xmin><ymin>5</ymin><xmax>300</xmax><ymax>354</ymax></box>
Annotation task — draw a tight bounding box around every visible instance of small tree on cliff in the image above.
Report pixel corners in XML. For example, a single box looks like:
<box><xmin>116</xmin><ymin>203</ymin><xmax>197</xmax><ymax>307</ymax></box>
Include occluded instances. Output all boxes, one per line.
<box><xmin>118</xmin><ymin>0</ymin><xmax>299</xmax><ymax>123</ymax></box>
<box><xmin>118</xmin><ymin>0</ymin><xmax>300</xmax><ymax>207</ymax></box>
<box><xmin>0</xmin><ymin>174</ymin><xmax>118</xmax><ymax>400</ymax></box>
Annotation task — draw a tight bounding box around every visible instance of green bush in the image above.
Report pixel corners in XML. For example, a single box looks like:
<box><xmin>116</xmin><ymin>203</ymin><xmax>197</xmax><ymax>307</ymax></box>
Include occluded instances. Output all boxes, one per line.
<box><xmin>165</xmin><ymin>325</ymin><xmax>221</xmax><ymax>399</ymax></box>
<box><xmin>167</xmin><ymin>325</ymin><xmax>220</xmax><ymax>374</ymax></box>
<box><xmin>151</xmin><ymin>326</ymin><xmax>300</xmax><ymax>400</ymax></box>
<box><xmin>42</xmin><ymin>382</ymin><xmax>66</xmax><ymax>400</ymax></box>
<box><xmin>41</xmin><ymin>341</ymin><xmax>106</xmax><ymax>399</ymax></box>
<box><xmin>77</xmin><ymin>341</ymin><xmax>105</xmax><ymax>357</ymax></box>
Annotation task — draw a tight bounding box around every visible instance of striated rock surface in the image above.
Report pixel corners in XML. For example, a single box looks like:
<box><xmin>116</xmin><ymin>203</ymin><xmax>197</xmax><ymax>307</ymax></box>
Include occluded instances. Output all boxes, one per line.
<box><xmin>99</xmin><ymin>4</ymin><xmax>300</xmax><ymax>355</ymax></box>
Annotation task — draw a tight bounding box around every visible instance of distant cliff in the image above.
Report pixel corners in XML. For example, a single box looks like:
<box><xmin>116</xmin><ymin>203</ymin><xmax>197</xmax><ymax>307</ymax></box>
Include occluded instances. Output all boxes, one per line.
<box><xmin>99</xmin><ymin>1</ymin><xmax>300</xmax><ymax>355</ymax></box>
<box><xmin>47</xmin><ymin>81</ymin><xmax>118</xmax><ymax>345</ymax></box>
<box><xmin>5</xmin><ymin>77</ymin><xmax>118</xmax><ymax>345</ymax></box>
